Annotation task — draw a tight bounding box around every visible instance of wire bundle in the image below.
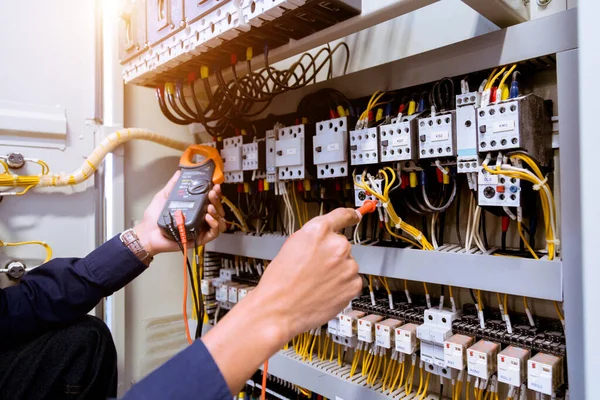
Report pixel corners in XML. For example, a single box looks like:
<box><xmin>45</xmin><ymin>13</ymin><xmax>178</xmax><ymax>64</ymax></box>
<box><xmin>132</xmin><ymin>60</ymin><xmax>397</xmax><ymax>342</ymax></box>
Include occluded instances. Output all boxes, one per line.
<box><xmin>157</xmin><ymin>43</ymin><xmax>350</xmax><ymax>137</ymax></box>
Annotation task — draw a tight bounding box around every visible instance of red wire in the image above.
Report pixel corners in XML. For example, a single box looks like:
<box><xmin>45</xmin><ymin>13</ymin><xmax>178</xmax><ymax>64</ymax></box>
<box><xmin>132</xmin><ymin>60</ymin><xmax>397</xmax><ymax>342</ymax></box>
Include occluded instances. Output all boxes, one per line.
<box><xmin>261</xmin><ymin>360</ymin><xmax>268</xmax><ymax>400</ymax></box>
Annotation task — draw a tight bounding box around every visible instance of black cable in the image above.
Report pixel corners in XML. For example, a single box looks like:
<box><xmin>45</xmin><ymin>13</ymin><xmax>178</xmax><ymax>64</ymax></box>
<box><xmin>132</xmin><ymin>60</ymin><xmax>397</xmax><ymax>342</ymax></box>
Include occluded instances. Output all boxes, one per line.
<box><xmin>501</xmin><ymin>231</ymin><xmax>507</xmax><ymax>252</ymax></box>
<box><xmin>480</xmin><ymin>209</ymin><xmax>490</xmax><ymax>249</ymax></box>
<box><xmin>469</xmin><ymin>289</ymin><xmax>478</xmax><ymax>305</ymax></box>
<box><xmin>438</xmin><ymin>212</ymin><xmax>446</xmax><ymax>246</ymax></box>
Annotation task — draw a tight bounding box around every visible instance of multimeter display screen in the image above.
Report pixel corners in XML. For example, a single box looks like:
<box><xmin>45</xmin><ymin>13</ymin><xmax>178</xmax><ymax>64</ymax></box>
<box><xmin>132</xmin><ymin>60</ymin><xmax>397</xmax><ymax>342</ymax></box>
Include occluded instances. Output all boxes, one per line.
<box><xmin>169</xmin><ymin>201</ymin><xmax>195</xmax><ymax>209</ymax></box>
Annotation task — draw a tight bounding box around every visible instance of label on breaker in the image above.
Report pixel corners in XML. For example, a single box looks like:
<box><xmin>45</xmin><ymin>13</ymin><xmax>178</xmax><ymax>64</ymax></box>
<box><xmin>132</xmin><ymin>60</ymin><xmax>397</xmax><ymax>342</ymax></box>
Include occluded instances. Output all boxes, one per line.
<box><xmin>431</xmin><ymin>131</ymin><xmax>449</xmax><ymax>142</ymax></box>
<box><xmin>286</xmin><ymin>148</ymin><xmax>297</xmax><ymax>155</ymax></box>
<box><xmin>480</xmin><ymin>173</ymin><xmax>499</xmax><ymax>184</ymax></box>
<box><xmin>444</xmin><ymin>343</ymin><xmax>465</xmax><ymax>369</ymax></box>
<box><xmin>247</xmin><ymin>152</ymin><xmax>257</xmax><ymax>160</ymax></box>
<box><xmin>375</xmin><ymin>325</ymin><xmax>392</xmax><ymax>349</ymax></box>
<box><xmin>360</xmin><ymin>142</ymin><xmax>376</xmax><ymax>151</ymax></box>
<box><xmin>493</xmin><ymin>120</ymin><xmax>516</xmax><ymax>133</ymax></box>
<box><xmin>327</xmin><ymin>143</ymin><xmax>340</xmax><ymax>152</ymax></box>
<box><xmin>468</xmin><ymin>350</ymin><xmax>489</xmax><ymax>379</ymax></box>
<box><xmin>498</xmin><ymin>355</ymin><xmax>522</xmax><ymax>386</ymax></box>
<box><xmin>357</xmin><ymin>321</ymin><xmax>374</xmax><ymax>343</ymax></box>
<box><xmin>339</xmin><ymin>315</ymin><xmax>354</xmax><ymax>337</ymax></box>
<box><xmin>392</xmin><ymin>137</ymin><xmax>408</xmax><ymax>147</ymax></box>
<box><xmin>328</xmin><ymin>318</ymin><xmax>339</xmax><ymax>335</ymax></box>
<box><xmin>227</xmin><ymin>156</ymin><xmax>237</xmax><ymax>162</ymax></box>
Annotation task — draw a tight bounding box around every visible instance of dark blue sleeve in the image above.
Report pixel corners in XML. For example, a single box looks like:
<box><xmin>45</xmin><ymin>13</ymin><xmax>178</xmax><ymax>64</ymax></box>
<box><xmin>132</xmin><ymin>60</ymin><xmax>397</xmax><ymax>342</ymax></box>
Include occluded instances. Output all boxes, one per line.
<box><xmin>0</xmin><ymin>234</ymin><xmax>147</xmax><ymax>339</ymax></box>
<box><xmin>122</xmin><ymin>340</ymin><xmax>232</xmax><ymax>400</ymax></box>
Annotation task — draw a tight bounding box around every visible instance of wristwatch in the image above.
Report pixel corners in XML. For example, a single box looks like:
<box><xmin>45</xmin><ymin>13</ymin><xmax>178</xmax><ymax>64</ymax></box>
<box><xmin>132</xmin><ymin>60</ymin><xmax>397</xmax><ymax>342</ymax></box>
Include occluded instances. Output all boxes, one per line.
<box><xmin>120</xmin><ymin>228</ymin><xmax>153</xmax><ymax>266</ymax></box>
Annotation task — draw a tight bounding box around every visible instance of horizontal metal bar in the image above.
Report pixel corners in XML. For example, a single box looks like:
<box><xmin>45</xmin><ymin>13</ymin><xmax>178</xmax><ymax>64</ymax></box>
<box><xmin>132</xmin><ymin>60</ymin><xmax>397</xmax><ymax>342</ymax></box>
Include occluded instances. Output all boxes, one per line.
<box><xmin>461</xmin><ymin>0</ymin><xmax>529</xmax><ymax>28</ymax></box>
<box><xmin>206</xmin><ymin>233</ymin><xmax>563</xmax><ymax>301</ymax></box>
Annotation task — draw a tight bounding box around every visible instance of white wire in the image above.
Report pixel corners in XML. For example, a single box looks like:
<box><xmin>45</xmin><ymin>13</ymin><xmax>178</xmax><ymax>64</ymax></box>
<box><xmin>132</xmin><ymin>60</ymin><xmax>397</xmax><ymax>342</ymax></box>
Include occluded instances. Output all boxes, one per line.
<box><xmin>431</xmin><ymin>213</ymin><xmax>438</xmax><ymax>250</ymax></box>
<box><xmin>421</xmin><ymin>180</ymin><xmax>457</xmax><ymax>212</ymax></box>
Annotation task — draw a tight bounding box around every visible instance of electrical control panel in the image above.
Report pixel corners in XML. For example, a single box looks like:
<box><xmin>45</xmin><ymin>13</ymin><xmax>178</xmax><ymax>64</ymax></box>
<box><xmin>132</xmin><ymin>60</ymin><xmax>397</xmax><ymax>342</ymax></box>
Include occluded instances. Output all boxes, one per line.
<box><xmin>418</xmin><ymin>112</ymin><xmax>457</xmax><ymax>160</ymax></box>
<box><xmin>242</xmin><ymin>141</ymin><xmax>265</xmax><ymax>172</ymax></box>
<box><xmin>349</xmin><ymin>127</ymin><xmax>379</xmax><ymax>165</ymax></box>
<box><xmin>313</xmin><ymin>117</ymin><xmax>349</xmax><ymax>178</ymax></box>
<box><xmin>276</xmin><ymin>124</ymin><xmax>309</xmax><ymax>181</ymax></box>
<box><xmin>220</xmin><ymin>136</ymin><xmax>244</xmax><ymax>183</ymax></box>
<box><xmin>478</xmin><ymin>166</ymin><xmax>521</xmax><ymax>207</ymax></box>
<box><xmin>456</xmin><ymin>92</ymin><xmax>481</xmax><ymax>173</ymax></box>
<box><xmin>477</xmin><ymin>94</ymin><xmax>551</xmax><ymax>165</ymax></box>
<box><xmin>379</xmin><ymin>118</ymin><xmax>418</xmax><ymax>163</ymax></box>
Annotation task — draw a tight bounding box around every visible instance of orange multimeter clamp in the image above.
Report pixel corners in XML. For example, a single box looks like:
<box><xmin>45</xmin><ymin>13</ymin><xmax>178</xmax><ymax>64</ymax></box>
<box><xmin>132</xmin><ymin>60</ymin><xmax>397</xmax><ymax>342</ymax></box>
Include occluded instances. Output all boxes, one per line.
<box><xmin>158</xmin><ymin>145</ymin><xmax>225</xmax><ymax>240</ymax></box>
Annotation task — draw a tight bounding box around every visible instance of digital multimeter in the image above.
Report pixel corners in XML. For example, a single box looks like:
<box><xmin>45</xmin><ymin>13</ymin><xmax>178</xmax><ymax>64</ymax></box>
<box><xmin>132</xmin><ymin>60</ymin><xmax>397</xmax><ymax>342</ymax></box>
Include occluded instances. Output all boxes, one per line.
<box><xmin>158</xmin><ymin>145</ymin><xmax>225</xmax><ymax>240</ymax></box>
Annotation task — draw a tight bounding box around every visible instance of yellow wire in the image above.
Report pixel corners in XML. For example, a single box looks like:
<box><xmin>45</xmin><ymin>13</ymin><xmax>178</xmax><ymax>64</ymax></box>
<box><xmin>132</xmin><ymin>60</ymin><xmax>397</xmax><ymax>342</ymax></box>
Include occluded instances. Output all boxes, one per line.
<box><xmin>0</xmin><ymin>240</ymin><xmax>53</xmax><ymax>263</ymax></box>
<box><xmin>497</xmin><ymin>64</ymin><xmax>517</xmax><ymax>95</ymax></box>
<box><xmin>423</xmin><ymin>282</ymin><xmax>429</xmax><ymax>295</ymax></box>
<box><xmin>466</xmin><ymin>381</ymin><xmax>471</xmax><ymax>400</ymax></box>
<box><xmin>291</xmin><ymin>183</ymin><xmax>303</xmax><ymax>229</ymax></box>
<box><xmin>518</xmin><ymin>221</ymin><xmax>538</xmax><ymax>260</ymax></box>
<box><xmin>554</xmin><ymin>301</ymin><xmax>565</xmax><ymax>321</ymax></box>
<box><xmin>486</xmin><ymin>67</ymin><xmax>507</xmax><ymax>90</ymax></box>
<box><xmin>404</xmin><ymin>364</ymin><xmax>415</xmax><ymax>396</ymax></box>
<box><xmin>222</xmin><ymin>196</ymin><xmax>249</xmax><ymax>232</ymax></box>
<box><xmin>418</xmin><ymin>373</ymin><xmax>431</xmax><ymax>400</ymax></box>
<box><xmin>477</xmin><ymin>290</ymin><xmax>484</xmax><ymax>310</ymax></box>
<box><xmin>225</xmin><ymin>220</ymin><xmax>244</xmax><ymax>231</ymax></box>
<box><xmin>484</xmin><ymin>68</ymin><xmax>498</xmax><ymax>91</ymax></box>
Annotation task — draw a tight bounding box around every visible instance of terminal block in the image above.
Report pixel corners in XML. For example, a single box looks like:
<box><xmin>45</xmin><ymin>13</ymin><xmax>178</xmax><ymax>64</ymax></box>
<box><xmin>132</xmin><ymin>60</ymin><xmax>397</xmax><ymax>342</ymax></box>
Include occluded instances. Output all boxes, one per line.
<box><xmin>350</xmin><ymin>127</ymin><xmax>379</xmax><ymax>165</ymax></box>
<box><xmin>276</xmin><ymin>124</ymin><xmax>313</xmax><ymax>181</ymax></box>
<box><xmin>379</xmin><ymin>118</ymin><xmax>418</xmax><ymax>163</ymax></box>
<box><xmin>478</xmin><ymin>166</ymin><xmax>521</xmax><ymax>207</ymax></box>
<box><xmin>456</xmin><ymin>92</ymin><xmax>481</xmax><ymax>173</ymax></box>
<box><xmin>220</xmin><ymin>136</ymin><xmax>244</xmax><ymax>183</ymax></box>
<box><xmin>242</xmin><ymin>141</ymin><xmax>265</xmax><ymax>172</ymax></box>
<box><xmin>313</xmin><ymin>117</ymin><xmax>349</xmax><ymax>178</ymax></box>
<box><xmin>266</xmin><ymin>130</ymin><xmax>278</xmax><ymax>183</ymax></box>
<box><xmin>477</xmin><ymin>94</ymin><xmax>551</xmax><ymax>165</ymax></box>
<box><xmin>418</xmin><ymin>112</ymin><xmax>457</xmax><ymax>160</ymax></box>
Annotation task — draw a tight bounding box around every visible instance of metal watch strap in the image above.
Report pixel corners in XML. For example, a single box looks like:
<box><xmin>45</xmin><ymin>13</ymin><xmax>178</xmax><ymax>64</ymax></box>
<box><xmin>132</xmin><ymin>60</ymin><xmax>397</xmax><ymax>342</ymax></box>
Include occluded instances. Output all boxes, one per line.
<box><xmin>120</xmin><ymin>228</ymin><xmax>153</xmax><ymax>265</ymax></box>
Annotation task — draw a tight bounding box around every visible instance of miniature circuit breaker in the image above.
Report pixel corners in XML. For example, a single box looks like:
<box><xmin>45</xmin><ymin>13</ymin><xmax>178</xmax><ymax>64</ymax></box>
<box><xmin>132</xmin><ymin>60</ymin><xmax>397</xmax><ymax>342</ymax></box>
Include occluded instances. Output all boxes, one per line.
<box><xmin>242</xmin><ymin>141</ymin><xmax>265</xmax><ymax>172</ymax></box>
<box><xmin>395</xmin><ymin>323</ymin><xmax>419</xmax><ymax>355</ymax></box>
<box><xmin>379</xmin><ymin>118</ymin><xmax>418</xmax><ymax>163</ymax></box>
<box><xmin>528</xmin><ymin>353</ymin><xmax>564</xmax><ymax>395</ymax></box>
<box><xmin>350</xmin><ymin>127</ymin><xmax>379</xmax><ymax>165</ymax></box>
<box><xmin>444</xmin><ymin>333</ymin><xmax>474</xmax><ymax>370</ymax></box>
<box><xmin>467</xmin><ymin>339</ymin><xmax>500</xmax><ymax>380</ymax></box>
<box><xmin>417</xmin><ymin>308</ymin><xmax>462</xmax><ymax>367</ymax></box>
<box><xmin>313</xmin><ymin>117</ymin><xmax>349</xmax><ymax>178</ymax></box>
<box><xmin>375</xmin><ymin>318</ymin><xmax>403</xmax><ymax>349</ymax></box>
<box><xmin>354</xmin><ymin>174</ymin><xmax>382</xmax><ymax>207</ymax></box>
<box><xmin>220</xmin><ymin>136</ymin><xmax>244</xmax><ymax>183</ymax></box>
<box><xmin>478</xmin><ymin>166</ymin><xmax>521</xmax><ymax>207</ymax></box>
<box><xmin>276</xmin><ymin>124</ymin><xmax>311</xmax><ymax>181</ymax></box>
<box><xmin>456</xmin><ymin>92</ymin><xmax>481</xmax><ymax>173</ymax></box>
<box><xmin>265</xmin><ymin>130</ymin><xmax>278</xmax><ymax>183</ymax></box>
<box><xmin>498</xmin><ymin>346</ymin><xmax>530</xmax><ymax>387</ymax></box>
<box><xmin>357</xmin><ymin>314</ymin><xmax>384</xmax><ymax>344</ymax></box>
<box><xmin>477</xmin><ymin>94</ymin><xmax>551</xmax><ymax>165</ymax></box>
<box><xmin>418</xmin><ymin>112</ymin><xmax>457</xmax><ymax>160</ymax></box>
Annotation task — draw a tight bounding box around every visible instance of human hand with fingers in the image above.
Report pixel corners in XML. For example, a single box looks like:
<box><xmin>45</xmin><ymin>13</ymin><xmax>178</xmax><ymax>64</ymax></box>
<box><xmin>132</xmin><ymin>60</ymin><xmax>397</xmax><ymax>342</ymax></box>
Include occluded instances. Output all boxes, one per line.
<box><xmin>133</xmin><ymin>170</ymin><xmax>226</xmax><ymax>257</ymax></box>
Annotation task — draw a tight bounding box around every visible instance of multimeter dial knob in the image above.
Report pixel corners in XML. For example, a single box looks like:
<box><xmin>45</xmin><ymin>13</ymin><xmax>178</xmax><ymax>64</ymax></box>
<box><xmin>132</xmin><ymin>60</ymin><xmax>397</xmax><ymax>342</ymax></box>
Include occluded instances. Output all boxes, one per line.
<box><xmin>187</xmin><ymin>180</ymin><xmax>210</xmax><ymax>195</ymax></box>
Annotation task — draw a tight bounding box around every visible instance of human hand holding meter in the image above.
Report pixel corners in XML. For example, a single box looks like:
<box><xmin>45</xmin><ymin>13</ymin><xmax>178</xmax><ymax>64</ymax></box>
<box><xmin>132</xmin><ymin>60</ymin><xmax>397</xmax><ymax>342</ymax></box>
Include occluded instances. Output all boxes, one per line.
<box><xmin>133</xmin><ymin>170</ymin><xmax>226</xmax><ymax>257</ymax></box>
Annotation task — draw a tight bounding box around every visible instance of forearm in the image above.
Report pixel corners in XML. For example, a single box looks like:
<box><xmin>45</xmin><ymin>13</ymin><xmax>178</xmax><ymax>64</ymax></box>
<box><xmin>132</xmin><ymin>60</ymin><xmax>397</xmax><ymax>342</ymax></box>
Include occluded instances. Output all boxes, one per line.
<box><xmin>202</xmin><ymin>285</ymin><xmax>291</xmax><ymax>394</ymax></box>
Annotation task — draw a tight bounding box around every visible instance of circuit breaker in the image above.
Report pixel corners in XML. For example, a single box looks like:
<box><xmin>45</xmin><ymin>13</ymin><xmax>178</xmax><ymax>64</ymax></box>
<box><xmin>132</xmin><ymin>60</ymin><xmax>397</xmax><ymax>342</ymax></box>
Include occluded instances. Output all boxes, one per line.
<box><xmin>313</xmin><ymin>117</ymin><xmax>349</xmax><ymax>178</ymax></box>
<box><xmin>349</xmin><ymin>127</ymin><xmax>379</xmax><ymax>165</ymax></box>
<box><xmin>418</xmin><ymin>112</ymin><xmax>457</xmax><ymax>160</ymax></box>
<box><xmin>242</xmin><ymin>141</ymin><xmax>265</xmax><ymax>172</ymax></box>
<box><xmin>478</xmin><ymin>166</ymin><xmax>521</xmax><ymax>207</ymax></box>
<box><xmin>220</xmin><ymin>136</ymin><xmax>243</xmax><ymax>183</ymax></box>
<box><xmin>417</xmin><ymin>308</ymin><xmax>461</xmax><ymax>367</ymax></box>
<box><xmin>276</xmin><ymin>124</ymin><xmax>309</xmax><ymax>181</ymax></box>
<box><xmin>379</xmin><ymin>118</ymin><xmax>417</xmax><ymax>163</ymax></box>
<box><xmin>477</xmin><ymin>94</ymin><xmax>551</xmax><ymax>165</ymax></box>
<box><xmin>456</xmin><ymin>92</ymin><xmax>480</xmax><ymax>173</ymax></box>
<box><xmin>265</xmin><ymin>130</ymin><xmax>278</xmax><ymax>183</ymax></box>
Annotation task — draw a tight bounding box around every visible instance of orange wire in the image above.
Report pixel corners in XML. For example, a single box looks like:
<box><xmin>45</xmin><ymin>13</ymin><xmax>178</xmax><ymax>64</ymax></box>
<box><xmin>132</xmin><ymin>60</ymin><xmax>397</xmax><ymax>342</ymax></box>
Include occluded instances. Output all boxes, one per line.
<box><xmin>261</xmin><ymin>360</ymin><xmax>268</xmax><ymax>400</ymax></box>
<box><xmin>183</xmin><ymin>245</ymin><xmax>193</xmax><ymax>344</ymax></box>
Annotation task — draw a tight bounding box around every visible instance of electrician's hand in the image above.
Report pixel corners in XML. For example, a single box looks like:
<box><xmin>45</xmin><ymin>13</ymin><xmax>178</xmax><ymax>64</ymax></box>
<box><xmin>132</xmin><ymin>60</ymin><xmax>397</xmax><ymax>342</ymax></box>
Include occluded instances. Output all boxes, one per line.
<box><xmin>201</xmin><ymin>207</ymin><xmax>361</xmax><ymax>394</ymax></box>
<box><xmin>134</xmin><ymin>170</ymin><xmax>226</xmax><ymax>257</ymax></box>
<box><xmin>255</xmin><ymin>207</ymin><xmax>362</xmax><ymax>338</ymax></box>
